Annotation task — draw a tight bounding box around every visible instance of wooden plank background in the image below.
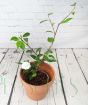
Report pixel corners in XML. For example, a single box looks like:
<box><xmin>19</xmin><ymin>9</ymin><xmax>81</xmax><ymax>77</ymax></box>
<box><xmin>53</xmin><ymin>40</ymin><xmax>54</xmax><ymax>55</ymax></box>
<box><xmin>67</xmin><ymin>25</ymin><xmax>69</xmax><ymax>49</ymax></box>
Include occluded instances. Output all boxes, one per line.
<box><xmin>0</xmin><ymin>0</ymin><xmax>88</xmax><ymax>48</ymax></box>
<box><xmin>0</xmin><ymin>48</ymin><xmax>88</xmax><ymax>105</ymax></box>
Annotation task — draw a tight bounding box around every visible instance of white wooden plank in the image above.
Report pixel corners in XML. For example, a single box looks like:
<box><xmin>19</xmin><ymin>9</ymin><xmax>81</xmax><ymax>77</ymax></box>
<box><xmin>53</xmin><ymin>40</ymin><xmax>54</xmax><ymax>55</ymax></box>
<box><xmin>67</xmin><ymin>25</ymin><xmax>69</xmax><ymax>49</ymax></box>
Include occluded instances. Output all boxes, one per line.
<box><xmin>0</xmin><ymin>49</ymin><xmax>23</xmax><ymax>105</ymax></box>
<box><xmin>73</xmin><ymin>49</ymin><xmax>88</xmax><ymax>83</ymax></box>
<box><xmin>0</xmin><ymin>0</ymin><xmax>88</xmax><ymax>48</ymax></box>
<box><xmin>56</xmin><ymin>49</ymin><xmax>88</xmax><ymax>105</ymax></box>
<box><xmin>10</xmin><ymin>50</ymin><xmax>37</xmax><ymax>105</ymax></box>
<box><xmin>0</xmin><ymin>48</ymin><xmax>8</xmax><ymax>61</ymax></box>
<box><xmin>10</xmin><ymin>49</ymin><xmax>66</xmax><ymax>105</ymax></box>
<box><xmin>35</xmin><ymin>49</ymin><xmax>65</xmax><ymax>105</ymax></box>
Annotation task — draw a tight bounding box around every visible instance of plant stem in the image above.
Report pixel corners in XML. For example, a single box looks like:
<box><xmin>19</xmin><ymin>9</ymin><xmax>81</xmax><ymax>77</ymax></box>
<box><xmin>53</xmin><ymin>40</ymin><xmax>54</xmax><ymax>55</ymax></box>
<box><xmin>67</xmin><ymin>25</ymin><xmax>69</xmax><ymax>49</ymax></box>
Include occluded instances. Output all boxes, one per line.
<box><xmin>42</xmin><ymin>5</ymin><xmax>76</xmax><ymax>60</ymax></box>
<box><xmin>19</xmin><ymin>36</ymin><xmax>37</xmax><ymax>56</ymax></box>
<box><xmin>48</xmin><ymin>15</ymin><xmax>56</xmax><ymax>35</ymax></box>
<box><xmin>55</xmin><ymin>5</ymin><xmax>76</xmax><ymax>34</ymax></box>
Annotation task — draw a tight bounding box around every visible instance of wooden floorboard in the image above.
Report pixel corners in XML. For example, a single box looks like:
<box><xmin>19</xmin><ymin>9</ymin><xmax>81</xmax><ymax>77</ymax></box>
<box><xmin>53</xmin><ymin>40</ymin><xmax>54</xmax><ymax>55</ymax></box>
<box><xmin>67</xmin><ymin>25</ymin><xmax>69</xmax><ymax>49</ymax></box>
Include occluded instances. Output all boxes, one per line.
<box><xmin>56</xmin><ymin>49</ymin><xmax>88</xmax><ymax>105</ymax></box>
<box><xmin>0</xmin><ymin>49</ymin><xmax>23</xmax><ymax>105</ymax></box>
<box><xmin>10</xmin><ymin>49</ymin><xmax>65</xmax><ymax>105</ymax></box>
<box><xmin>72</xmin><ymin>49</ymin><xmax>88</xmax><ymax>84</ymax></box>
<box><xmin>0</xmin><ymin>48</ymin><xmax>88</xmax><ymax>105</ymax></box>
<box><xmin>55</xmin><ymin>49</ymin><xmax>68</xmax><ymax>105</ymax></box>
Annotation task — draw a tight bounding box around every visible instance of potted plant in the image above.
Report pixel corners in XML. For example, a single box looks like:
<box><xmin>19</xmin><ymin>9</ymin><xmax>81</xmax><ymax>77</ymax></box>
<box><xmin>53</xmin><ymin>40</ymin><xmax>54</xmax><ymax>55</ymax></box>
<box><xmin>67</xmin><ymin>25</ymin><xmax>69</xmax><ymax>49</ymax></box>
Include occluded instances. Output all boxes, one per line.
<box><xmin>10</xmin><ymin>3</ymin><xmax>76</xmax><ymax>101</ymax></box>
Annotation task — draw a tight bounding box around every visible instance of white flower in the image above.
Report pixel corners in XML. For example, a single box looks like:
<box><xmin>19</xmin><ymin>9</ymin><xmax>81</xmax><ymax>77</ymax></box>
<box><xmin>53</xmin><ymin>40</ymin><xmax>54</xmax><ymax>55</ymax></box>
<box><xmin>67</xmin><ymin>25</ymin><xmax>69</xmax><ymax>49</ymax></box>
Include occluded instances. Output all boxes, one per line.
<box><xmin>21</xmin><ymin>62</ymin><xmax>30</xmax><ymax>70</ymax></box>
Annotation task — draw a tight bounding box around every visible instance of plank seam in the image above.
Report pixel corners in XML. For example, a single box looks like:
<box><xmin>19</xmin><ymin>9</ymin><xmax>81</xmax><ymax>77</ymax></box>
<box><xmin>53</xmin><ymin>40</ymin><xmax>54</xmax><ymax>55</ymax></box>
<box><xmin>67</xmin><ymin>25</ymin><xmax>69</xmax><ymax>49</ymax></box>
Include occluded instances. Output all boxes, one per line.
<box><xmin>52</xmin><ymin>86</ymin><xmax>56</xmax><ymax>105</ymax></box>
<box><xmin>55</xmin><ymin>49</ymin><xmax>68</xmax><ymax>105</ymax></box>
<box><xmin>7</xmin><ymin>51</ymin><xmax>24</xmax><ymax>105</ymax></box>
<box><xmin>72</xmin><ymin>48</ymin><xmax>88</xmax><ymax>84</ymax></box>
<box><xmin>0</xmin><ymin>48</ymin><xmax>9</xmax><ymax>64</ymax></box>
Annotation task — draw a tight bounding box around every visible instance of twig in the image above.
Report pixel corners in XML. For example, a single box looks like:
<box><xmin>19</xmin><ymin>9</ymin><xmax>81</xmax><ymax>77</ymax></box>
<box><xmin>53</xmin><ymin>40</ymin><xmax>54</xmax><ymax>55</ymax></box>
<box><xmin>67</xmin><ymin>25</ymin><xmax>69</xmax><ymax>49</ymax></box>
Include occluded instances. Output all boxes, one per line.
<box><xmin>19</xmin><ymin>36</ymin><xmax>37</xmax><ymax>56</ymax></box>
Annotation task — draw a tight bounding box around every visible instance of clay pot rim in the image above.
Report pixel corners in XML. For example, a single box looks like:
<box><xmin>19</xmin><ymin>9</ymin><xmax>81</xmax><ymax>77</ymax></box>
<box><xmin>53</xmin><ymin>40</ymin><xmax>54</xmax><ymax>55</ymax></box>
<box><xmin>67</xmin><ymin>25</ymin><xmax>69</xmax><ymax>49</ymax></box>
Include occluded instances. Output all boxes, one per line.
<box><xmin>20</xmin><ymin>63</ymin><xmax>55</xmax><ymax>87</ymax></box>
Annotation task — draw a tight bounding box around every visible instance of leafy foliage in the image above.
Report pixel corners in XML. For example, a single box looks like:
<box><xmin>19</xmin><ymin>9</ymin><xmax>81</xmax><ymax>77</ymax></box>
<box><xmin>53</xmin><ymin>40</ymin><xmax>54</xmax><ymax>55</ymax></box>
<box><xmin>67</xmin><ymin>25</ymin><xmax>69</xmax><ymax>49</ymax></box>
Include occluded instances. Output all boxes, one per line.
<box><xmin>61</xmin><ymin>18</ymin><xmax>73</xmax><ymax>24</ymax></box>
<box><xmin>43</xmin><ymin>50</ymin><xmax>56</xmax><ymax>62</ymax></box>
<box><xmin>48</xmin><ymin>13</ymin><xmax>53</xmax><ymax>16</ymax></box>
<box><xmin>36</xmin><ymin>48</ymin><xmax>42</xmax><ymax>54</ymax></box>
<box><xmin>10</xmin><ymin>3</ymin><xmax>76</xmax><ymax>80</ymax></box>
<box><xmin>48</xmin><ymin>37</ymin><xmax>54</xmax><ymax>43</ymax></box>
<box><xmin>11</xmin><ymin>36</ymin><xmax>19</xmax><ymax>41</ymax></box>
<box><xmin>40</xmin><ymin>20</ymin><xmax>48</xmax><ymax>24</ymax></box>
<box><xmin>16</xmin><ymin>41</ymin><xmax>25</xmax><ymax>50</ymax></box>
<box><xmin>46</xmin><ymin>30</ymin><xmax>53</xmax><ymax>33</ymax></box>
<box><xmin>23</xmin><ymin>32</ymin><xmax>30</xmax><ymax>37</ymax></box>
<box><xmin>71</xmin><ymin>2</ymin><xmax>76</xmax><ymax>6</ymax></box>
<box><xmin>10</xmin><ymin>32</ymin><xmax>30</xmax><ymax>50</ymax></box>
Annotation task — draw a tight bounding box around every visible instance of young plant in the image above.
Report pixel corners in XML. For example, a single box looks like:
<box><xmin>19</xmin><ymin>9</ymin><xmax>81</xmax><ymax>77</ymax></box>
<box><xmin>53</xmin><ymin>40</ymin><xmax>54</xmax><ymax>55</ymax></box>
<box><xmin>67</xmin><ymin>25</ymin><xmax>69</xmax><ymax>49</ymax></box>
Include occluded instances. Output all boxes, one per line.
<box><xmin>10</xmin><ymin>3</ymin><xmax>76</xmax><ymax>80</ymax></box>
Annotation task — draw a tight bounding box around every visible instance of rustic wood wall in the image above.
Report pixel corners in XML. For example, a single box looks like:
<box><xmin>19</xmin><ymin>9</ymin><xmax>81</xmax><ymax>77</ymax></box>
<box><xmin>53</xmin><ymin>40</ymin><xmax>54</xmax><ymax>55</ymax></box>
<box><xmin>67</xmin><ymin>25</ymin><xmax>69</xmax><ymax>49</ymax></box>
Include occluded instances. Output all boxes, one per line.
<box><xmin>0</xmin><ymin>0</ymin><xmax>88</xmax><ymax>48</ymax></box>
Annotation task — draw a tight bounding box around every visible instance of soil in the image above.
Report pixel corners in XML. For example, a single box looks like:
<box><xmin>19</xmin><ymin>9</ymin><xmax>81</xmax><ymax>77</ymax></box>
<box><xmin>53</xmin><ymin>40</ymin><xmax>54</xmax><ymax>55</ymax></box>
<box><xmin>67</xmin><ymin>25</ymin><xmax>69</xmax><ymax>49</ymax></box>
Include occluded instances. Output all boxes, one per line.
<box><xmin>23</xmin><ymin>70</ymin><xmax>51</xmax><ymax>86</ymax></box>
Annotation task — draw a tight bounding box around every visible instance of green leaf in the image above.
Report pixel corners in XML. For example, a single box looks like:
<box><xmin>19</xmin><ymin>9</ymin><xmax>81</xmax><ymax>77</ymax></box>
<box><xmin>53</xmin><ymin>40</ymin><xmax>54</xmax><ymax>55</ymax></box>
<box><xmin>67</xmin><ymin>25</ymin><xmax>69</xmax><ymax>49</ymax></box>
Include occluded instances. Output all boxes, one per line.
<box><xmin>40</xmin><ymin>20</ymin><xmax>48</xmax><ymax>24</ymax></box>
<box><xmin>15</xmin><ymin>62</ymin><xmax>22</xmax><ymax>64</ymax></box>
<box><xmin>23</xmin><ymin>32</ymin><xmax>30</xmax><ymax>37</ymax></box>
<box><xmin>32</xmin><ymin>71</ymin><xmax>37</xmax><ymax>78</ymax></box>
<box><xmin>48</xmin><ymin>55</ymin><xmax>56</xmax><ymax>62</ymax></box>
<box><xmin>48</xmin><ymin>13</ymin><xmax>53</xmax><ymax>16</ymax></box>
<box><xmin>36</xmin><ymin>48</ymin><xmax>42</xmax><ymax>54</ymax></box>
<box><xmin>44</xmin><ymin>54</ymin><xmax>56</xmax><ymax>62</ymax></box>
<box><xmin>26</xmin><ymin>50</ymin><xmax>32</xmax><ymax>53</ymax></box>
<box><xmin>16</xmin><ymin>41</ymin><xmax>25</xmax><ymax>50</ymax></box>
<box><xmin>52</xmin><ymin>22</ymin><xmax>55</xmax><ymax>26</ymax></box>
<box><xmin>23</xmin><ymin>38</ymin><xmax>28</xmax><ymax>43</ymax></box>
<box><xmin>72</xmin><ymin>12</ymin><xmax>75</xmax><ymax>15</ymax></box>
<box><xmin>48</xmin><ymin>37</ymin><xmax>54</xmax><ymax>43</ymax></box>
<box><xmin>61</xmin><ymin>18</ymin><xmax>72</xmax><ymax>24</ymax></box>
<box><xmin>37</xmin><ymin>54</ymin><xmax>43</xmax><ymax>58</ymax></box>
<box><xmin>30</xmin><ymin>55</ymin><xmax>37</xmax><ymax>60</ymax></box>
<box><xmin>47</xmin><ymin>49</ymin><xmax>53</xmax><ymax>54</ymax></box>
<box><xmin>11</xmin><ymin>36</ymin><xmax>19</xmax><ymax>41</ymax></box>
<box><xmin>46</xmin><ymin>30</ymin><xmax>53</xmax><ymax>33</ymax></box>
<box><xmin>71</xmin><ymin>2</ymin><xmax>76</xmax><ymax>6</ymax></box>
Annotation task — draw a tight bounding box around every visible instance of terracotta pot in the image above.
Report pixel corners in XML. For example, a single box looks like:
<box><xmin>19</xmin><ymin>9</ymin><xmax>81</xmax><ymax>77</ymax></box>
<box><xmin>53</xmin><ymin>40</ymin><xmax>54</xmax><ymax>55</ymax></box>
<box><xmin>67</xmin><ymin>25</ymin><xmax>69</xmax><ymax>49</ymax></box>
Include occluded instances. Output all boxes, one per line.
<box><xmin>20</xmin><ymin>62</ymin><xmax>55</xmax><ymax>101</ymax></box>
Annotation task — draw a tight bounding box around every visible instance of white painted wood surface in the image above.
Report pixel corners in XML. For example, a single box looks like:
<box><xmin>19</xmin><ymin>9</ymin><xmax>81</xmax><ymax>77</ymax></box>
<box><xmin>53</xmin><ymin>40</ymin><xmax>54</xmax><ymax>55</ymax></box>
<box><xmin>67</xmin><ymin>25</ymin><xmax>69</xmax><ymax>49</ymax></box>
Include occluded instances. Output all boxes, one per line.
<box><xmin>0</xmin><ymin>48</ymin><xmax>88</xmax><ymax>105</ymax></box>
<box><xmin>10</xmin><ymin>50</ymin><xmax>65</xmax><ymax>105</ymax></box>
<box><xmin>0</xmin><ymin>0</ymin><xmax>88</xmax><ymax>48</ymax></box>
<box><xmin>73</xmin><ymin>49</ymin><xmax>88</xmax><ymax>83</ymax></box>
<box><xmin>0</xmin><ymin>49</ymin><xmax>23</xmax><ymax>105</ymax></box>
<box><xmin>56</xmin><ymin>49</ymin><xmax>88</xmax><ymax>105</ymax></box>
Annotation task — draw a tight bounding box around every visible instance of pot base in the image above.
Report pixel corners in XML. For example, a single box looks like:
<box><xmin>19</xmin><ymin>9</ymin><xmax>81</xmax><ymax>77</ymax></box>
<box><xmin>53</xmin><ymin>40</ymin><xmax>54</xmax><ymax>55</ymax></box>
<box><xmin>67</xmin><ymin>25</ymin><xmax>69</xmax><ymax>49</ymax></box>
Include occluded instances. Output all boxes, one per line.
<box><xmin>20</xmin><ymin>62</ymin><xmax>55</xmax><ymax>101</ymax></box>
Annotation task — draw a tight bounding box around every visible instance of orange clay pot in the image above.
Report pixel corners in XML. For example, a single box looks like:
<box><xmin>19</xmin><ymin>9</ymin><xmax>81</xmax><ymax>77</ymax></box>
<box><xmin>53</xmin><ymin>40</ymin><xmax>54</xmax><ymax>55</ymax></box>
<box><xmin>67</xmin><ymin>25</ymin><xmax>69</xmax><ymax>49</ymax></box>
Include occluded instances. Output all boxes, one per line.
<box><xmin>20</xmin><ymin>62</ymin><xmax>55</xmax><ymax>101</ymax></box>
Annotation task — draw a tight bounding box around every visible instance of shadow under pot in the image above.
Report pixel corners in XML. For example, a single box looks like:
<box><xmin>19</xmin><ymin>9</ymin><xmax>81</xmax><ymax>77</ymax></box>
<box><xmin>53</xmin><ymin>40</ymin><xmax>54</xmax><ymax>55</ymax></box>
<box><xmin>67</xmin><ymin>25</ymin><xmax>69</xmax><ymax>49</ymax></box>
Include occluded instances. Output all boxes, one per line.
<box><xmin>20</xmin><ymin>62</ymin><xmax>55</xmax><ymax>101</ymax></box>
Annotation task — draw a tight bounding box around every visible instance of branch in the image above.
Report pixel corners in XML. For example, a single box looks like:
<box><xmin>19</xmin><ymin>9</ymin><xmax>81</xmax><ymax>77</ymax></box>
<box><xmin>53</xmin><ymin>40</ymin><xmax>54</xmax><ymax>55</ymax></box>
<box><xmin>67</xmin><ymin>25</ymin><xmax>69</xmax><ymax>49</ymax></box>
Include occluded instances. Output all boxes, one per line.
<box><xmin>55</xmin><ymin>4</ymin><xmax>76</xmax><ymax>34</ymax></box>
<box><xmin>42</xmin><ymin>4</ymin><xmax>76</xmax><ymax>61</ymax></box>
<box><xmin>19</xmin><ymin>36</ymin><xmax>37</xmax><ymax>56</ymax></box>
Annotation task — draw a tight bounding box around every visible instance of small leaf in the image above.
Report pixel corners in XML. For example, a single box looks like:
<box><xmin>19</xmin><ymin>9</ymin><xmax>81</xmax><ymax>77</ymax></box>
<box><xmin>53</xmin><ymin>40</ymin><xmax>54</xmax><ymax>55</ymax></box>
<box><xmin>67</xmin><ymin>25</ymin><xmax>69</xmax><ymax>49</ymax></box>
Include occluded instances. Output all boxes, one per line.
<box><xmin>48</xmin><ymin>37</ymin><xmax>54</xmax><ymax>43</ymax></box>
<box><xmin>61</xmin><ymin>18</ymin><xmax>72</xmax><ymax>24</ymax></box>
<box><xmin>23</xmin><ymin>38</ymin><xmax>28</xmax><ymax>43</ymax></box>
<box><xmin>48</xmin><ymin>13</ymin><xmax>53</xmax><ymax>16</ymax></box>
<box><xmin>15</xmin><ymin>62</ymin><xmax>22</xmax><ymax>64</ymax></box>
<box><xmin>44</xmin><ymin>54</ymin><xmax>56</xmax><ymax>62</ymax></box>
<box><xmin>16</xmin><ymin>41</ymin><xmax>25</xmax><ymax>50</ymax></box>
<box><xmin>11</xmin><ymin>36</ymin><xmax>19</xmax><ymax>41</ymax></box>
<box><xmin>23</xmin><ymin>32</ymin><xmax>30</xmax><ymax>37</ymax></box>
<box><xmin>47</xmin><ymin>49</ymin><xmax>53</xmax><ymax>54</ymax></box>
<box><xmin>40</xmin><ymin>20</ymin><xmax>48</xmax><ymax>24</ymax></box>
<box><xmin>72</xmin><ymin>12</ymin><xmax>75</xmax><ymax>15</ymax></box>
<box><xmin>46</xmin><ymin>30</ymin><xmax>53</xmax><ymax>33</ymax></box>
<box><xmin>36</xmin><ymin>48</ymin><xmax>42</xmax><ymax>54</ymax></box>
<box><xmin>48</xmin><ymin>55</ymin><xmax>56</xmax><ymax>62</ymax></box>
<box><xmin>32</xmin><ymin>71</ymin><xmax>37</xmax><ymax>78</ymax></box>
<box><xmin>30</xmin><ymin>55</ymin><xmax>36</xmax><ymax>60</ymax></box>
<box><xmin>37</xmin><ymin>54</ymin><xmax>43</xmax><ymax>58</ymax></box>
<box><xmin>52</xmin><ymin>22</ymin><xmax>55</xmax><ymax>26</ymax></box>
<box><xmin>26</xmin><ymin>50</ymin><xmax>32</xmax><ymax>53</ymax></box>
<box><xmin>71</xmin><ymin>2</ymin><xmax>76</xmax><ymax>6</ymax></box>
